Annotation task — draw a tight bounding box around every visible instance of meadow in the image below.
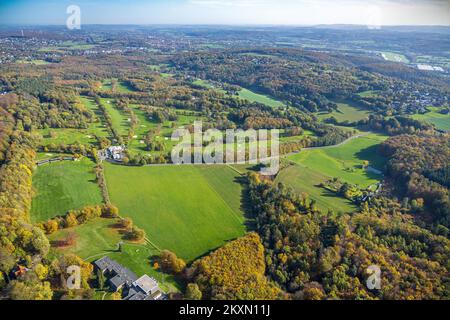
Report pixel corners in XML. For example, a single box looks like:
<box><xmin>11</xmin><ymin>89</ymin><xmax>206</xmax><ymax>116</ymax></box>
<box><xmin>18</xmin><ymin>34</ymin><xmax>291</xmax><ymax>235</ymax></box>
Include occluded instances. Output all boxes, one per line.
<box><xmin>411</xmin><ymin>107</ymin><xmax>450</xmax><ymax>131</ymax></box>
<box><xmin>316</xmin><ymin>100</ymin><xmax>371</xmax><ymax>122</ymax></box>
<box><xmin>238</xmin><ymin>88</ymin><xmax>285</xmax><ymax>108</ymax></box>
<box><xmin>287</xmin><ymin>133</ymin><xmax>387</xmax><ymax>187</ymax></box>
<box><xmin>277</xmin><ymin>133</ymin><xmax>388</xmax><ymax>212</ymax></box>
<box><xmin>104</xmin><ymin>163</ymin><xmax>246</xmax><ymax>262</ymax></box>
<box><xmin>276</xmin><ymin>164</ymin><xmax>356</xmax><ymax>213</ymax></box>
<box><xmin>31</xmin><ymin>157</ymin><xmax>103</xmax><ymax>222</ymax></box>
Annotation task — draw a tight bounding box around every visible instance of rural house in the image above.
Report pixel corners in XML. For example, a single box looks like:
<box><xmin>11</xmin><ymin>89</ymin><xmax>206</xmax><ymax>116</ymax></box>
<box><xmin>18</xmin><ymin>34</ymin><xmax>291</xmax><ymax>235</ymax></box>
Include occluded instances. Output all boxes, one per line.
<box><xmin>94</xmin><ymin>257</ymin><xmax>165</xmax><ymax>300</ymax></box>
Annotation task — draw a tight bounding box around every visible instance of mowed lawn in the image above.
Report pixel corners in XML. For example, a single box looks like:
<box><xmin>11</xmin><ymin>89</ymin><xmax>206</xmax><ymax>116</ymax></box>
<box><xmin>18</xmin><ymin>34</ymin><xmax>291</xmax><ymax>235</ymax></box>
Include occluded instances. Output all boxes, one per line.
<box><xmin>31</xmin><ymin>158</ymin><xmax>103</xmax><ymax>222</ymax></box>
<box><xmin>99</xmin><ymin>98</ymin><xmax>130</xmax><ymax>137</ymax></box>
<box><xmin>104</xmin><ymin>164</ymin><xmax>246</xmax><ymax>261</ymax></box>
<box><xmin>238</xmin><ymin>88</ymin><xmax>285</xmax><ymax>108</ymax></box>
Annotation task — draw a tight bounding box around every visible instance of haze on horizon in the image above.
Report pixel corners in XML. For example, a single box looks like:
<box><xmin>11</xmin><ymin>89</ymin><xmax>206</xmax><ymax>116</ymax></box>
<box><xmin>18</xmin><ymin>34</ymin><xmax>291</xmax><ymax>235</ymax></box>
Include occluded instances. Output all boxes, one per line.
<box><xmin>0</xmin><ymin>0</ymin><xmax>449</xmax><ymax>26</ymax></box>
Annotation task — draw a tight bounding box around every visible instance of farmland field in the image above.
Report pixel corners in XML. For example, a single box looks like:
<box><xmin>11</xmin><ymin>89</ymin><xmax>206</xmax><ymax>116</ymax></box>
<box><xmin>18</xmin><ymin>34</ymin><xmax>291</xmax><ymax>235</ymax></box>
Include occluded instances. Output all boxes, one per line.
<box><xmin>104</xmin><ymin>164</ymin><xmax>246</xmax><ymax>261</ymax></box>
<box><xmin>411</xmin><ymin>107</ymin><xmax>450</xmax><ymax>131</ymax></box>
<box><xmin>31</xmin><ymin>157</ymin><xmax>103</xmax><ymax>222</ymax></box>
<box><xmin>48</xmin><ymin>218</ymin><xmax>180</xmax><ymax>292</ymax></box>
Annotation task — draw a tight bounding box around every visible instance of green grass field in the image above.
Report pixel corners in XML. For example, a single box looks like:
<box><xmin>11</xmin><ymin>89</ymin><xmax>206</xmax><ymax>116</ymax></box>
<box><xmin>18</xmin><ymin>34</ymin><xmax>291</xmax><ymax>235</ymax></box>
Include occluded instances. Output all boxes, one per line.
<box><xmin>411</xmin><ymin>107</ymin><xmax>450</xmax><ymax>131</ymax></box>
<box><xmin>316</xmin><ymin>100</ymin><xmax>371</xmax><ymax>122</ymax></box>
<box><xmin>31</xmin><ymin>157</ymin><xmax>103</xmax><ymax>222</ymax></box>
<box><xmin>99</xmin><ymin>98</ymin><xmax>131</xmax><ymax>137</ymax></box>
<box><xmin>277</xmin><ymin>133</ymin><xmax>388</xmax><ymax>212</ymax></box>
<box><xmin>287</xmin><ymin>133</ymin><xmax>387</xmax><ymax>187</ymax></box>
<box><xmin>127</xmin><ymin>106</ymin><xmax>202</xmax><ymax>156</ymax></box>
<box><xmin>100</xmin><ymin>79</ymin><xmax>135</xmax><ymax>93</ymax></box>
<box><xmin>381</xmin><ymin>52</ymin><xmax>409</xmax><ymax>63</ymax></box>
<box><xmin>17</xmin><ymin>59</ymin><xmax>50</xmax><ymax>65</ymax></box>
<box><xmin>104</xmin><ymin>164</ymin><xmax>246</xmax><ymax>262</ymax></box>
<box><xmin>48</xmin><ymin>218</ymin><xmax>179</xmax><ymax>292</ymax></box>
<box><xmin>238</xmin><ymin>88</ymin><xmax>285</xmax><ymax>108</ymax></box>
<box><xmin>276</xmin><ymin>164</ymin><xmax>356</xmax><ymax>213</ymax></box>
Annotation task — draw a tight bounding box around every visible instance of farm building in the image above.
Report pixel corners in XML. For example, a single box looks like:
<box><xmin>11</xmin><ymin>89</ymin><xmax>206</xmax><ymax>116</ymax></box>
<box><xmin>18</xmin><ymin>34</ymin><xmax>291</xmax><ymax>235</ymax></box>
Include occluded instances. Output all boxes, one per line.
<box><xmin>106</xmin><ymin>146</ymin><xmax>125</xmax><ymax>161</ymax></box>
<box><xmin>94</xmin><ymin>257</ymin><xmax>164</xmax><ymax>300</ymax></box>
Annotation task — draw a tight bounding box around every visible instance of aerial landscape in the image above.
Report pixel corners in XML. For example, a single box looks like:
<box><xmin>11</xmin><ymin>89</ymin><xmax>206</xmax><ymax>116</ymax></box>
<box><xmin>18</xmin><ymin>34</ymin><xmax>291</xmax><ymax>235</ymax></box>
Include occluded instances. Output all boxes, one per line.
<box><xmin>0</xmin><ymin>0</ymin><xmax>449</xmax><ymax>305</ymax></box>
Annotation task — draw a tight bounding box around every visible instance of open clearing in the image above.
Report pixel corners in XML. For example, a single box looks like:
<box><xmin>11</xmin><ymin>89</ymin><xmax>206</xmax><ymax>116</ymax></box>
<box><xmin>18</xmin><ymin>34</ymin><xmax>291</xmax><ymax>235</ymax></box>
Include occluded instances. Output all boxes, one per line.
<box><xmin>104</xmin><ymin>164</ymin><xmax>246</xmax><ymax>262</ymax></box>
<box><xmin>238</xmin><ymin>88</ymin><xmax>285</xmax><ymax>108</ymax></box>
<box><xmin>48</xmin><ymin>218</ymin><xmax>179</xmax><ymax>292</ymax></box>
<box><xmin>278</xmin><ymin>133</ymin><xmax>388</xmax><ymax>212</ymax></box>
<box><xmin>31</xmin><ymin>157</ymin><xmax>103</xmax><ymax>222</ymax></box>
<box><xmin>411</xmin><ymin>107</ymin><xmax>450</xmax><ymax>131</ymax></box>
<box><xmin>276</xmin><ymin>164</ymin><xmax>356</xmax><ymax>213</ymax></box>
<box><xmin>287</xmin><ymin>133</ymin><xmax>387</xmax><ymax>187</ymax></box>
<box><xmin>316</xmin><ymin>100</ymin><xmax>371</xmax><ymax>122</ymax></box>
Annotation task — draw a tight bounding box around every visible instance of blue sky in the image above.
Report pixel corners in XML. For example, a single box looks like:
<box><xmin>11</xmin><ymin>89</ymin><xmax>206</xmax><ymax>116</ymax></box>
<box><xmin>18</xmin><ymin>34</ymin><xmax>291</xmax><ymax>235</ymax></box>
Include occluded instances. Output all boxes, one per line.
<box><xmin>0</xmin><ymin>0</ymin><xmax>449</xmax><ymax>25</ymax></box>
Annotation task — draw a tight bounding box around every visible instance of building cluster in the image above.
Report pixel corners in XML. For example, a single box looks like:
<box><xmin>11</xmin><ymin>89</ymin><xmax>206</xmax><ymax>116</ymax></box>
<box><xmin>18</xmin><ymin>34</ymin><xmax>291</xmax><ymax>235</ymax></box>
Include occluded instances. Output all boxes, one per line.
<box><xmin>106</xmin><ymin>146</ymin><xmax>125</xmax><ymax>161</ymax></box>
<box><xmin>94</xmin><ymin>256</ymin><xmax>165</xmax><ymax>300</ymax></box>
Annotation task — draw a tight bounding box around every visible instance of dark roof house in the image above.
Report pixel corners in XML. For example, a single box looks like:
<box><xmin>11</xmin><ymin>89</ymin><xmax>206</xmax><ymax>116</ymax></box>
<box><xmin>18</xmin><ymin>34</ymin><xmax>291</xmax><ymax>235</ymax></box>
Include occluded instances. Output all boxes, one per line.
<box><xmin>94</xmin><ymin>256</ymin><xmax>138</xmax><ymax>291</ymax></box>
<box><xmin>94</xmin><ymin>257</ymin><xmax>165</xmax><ymax>300</ymax></box>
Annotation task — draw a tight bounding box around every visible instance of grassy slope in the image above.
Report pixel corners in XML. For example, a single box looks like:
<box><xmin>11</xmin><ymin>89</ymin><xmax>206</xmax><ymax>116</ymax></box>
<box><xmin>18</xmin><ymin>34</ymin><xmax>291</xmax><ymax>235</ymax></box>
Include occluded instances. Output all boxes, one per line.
<box><xmin>31</xmin><ymin>158</ymin><xmax>103</xmax><ymax>222</ymax></box>
<box><xmin>238</xmin><ymin>88</ymin><xmax>285</xmax><ymax>108</ymax></box>
<box><xmin>48</xmin><ymin>218</ymin><xmax>179</xmax><ymax>292</ymax></box>
<box><xmin>277</xmin><ymin>133</ymin><xmax>387</xmax><ymax>213</ymax></box>
<box><xmin>99</xmin><ymin>98</ymin><xmax>130</xmax><ymax>137</ymax></box>
<box><xmin>411</xmin><ymin>107</ymin><xmax>450</xmax><ymax>131</ymax></box>
<box><xmin>104</xmin><ymin>164</ymin><xmax>246</xmax><ymax>262</ymax></box>
<box><xmin>316</xmin><ymin>100</ymin><xmax>371</xmax><ymax>122</ymax></box>
<box><xmin>287</xmin><ymin>133</ymin><xmax>387</xmax><ymax>187</ymax></box>
<box><xmin>276</xmin><ymin>164</ymin><xmax>356</xmax><ymax>213</ymax></box>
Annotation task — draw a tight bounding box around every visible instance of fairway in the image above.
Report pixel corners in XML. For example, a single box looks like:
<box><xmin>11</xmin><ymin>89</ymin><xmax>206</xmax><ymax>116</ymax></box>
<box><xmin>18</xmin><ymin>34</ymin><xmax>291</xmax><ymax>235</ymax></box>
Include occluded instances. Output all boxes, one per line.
<box><xmin>31</xmin><ymin>158</ymin><xmax>103</xmax><ymax>222</ymax></box>
<box><xmin>287</xmin><ymin>133</ymin><xmax>387</xmax><ymax>187</ymax></box>
<box><xmin>100</xmin><ymin>98</ymin><xmax>131</xmax><ymax>137</ymax></box>
<box><xmin>411</xmin><ymin>107</ymin><xmax>450</xmax><ymax>131</ymax></box>
<box><xmin>238</xmin><ymin>88</ymin><xmax>285</xmax><ymax>108</ymax></box>
<box><xmin>104</xmin><ymin>164</ymin><xmax>246</xmax><ymax>261</ymax></box>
